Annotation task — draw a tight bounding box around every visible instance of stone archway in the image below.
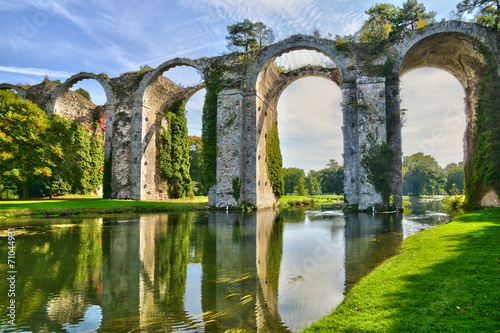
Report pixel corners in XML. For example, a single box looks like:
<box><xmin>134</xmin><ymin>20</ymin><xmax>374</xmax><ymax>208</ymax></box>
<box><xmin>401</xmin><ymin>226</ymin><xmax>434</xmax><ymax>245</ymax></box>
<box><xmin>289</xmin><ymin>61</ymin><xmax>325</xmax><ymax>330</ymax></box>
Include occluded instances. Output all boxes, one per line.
<box><xmin>394</xmin><ymin>21</ymin><xmax>500</xmax><ymax>206</ymax></box>
<box><xmin>0</xmin><ymin>83</ymin><xmax>27</xmax><ymax>100</ymax></box>
<box><xmin>232</xmin><ymin>36</ymin><xmax>352</xmax><ymax>208</ymax></box>
<box><xmin>132</xmin><ymin>58</ymin><xmax>207</xmax><ymax>200</ymax></box>
<box><xmin>49</xmin><ymin>72</ymin><xmax>115</xmax><ymax>158</ymax></box>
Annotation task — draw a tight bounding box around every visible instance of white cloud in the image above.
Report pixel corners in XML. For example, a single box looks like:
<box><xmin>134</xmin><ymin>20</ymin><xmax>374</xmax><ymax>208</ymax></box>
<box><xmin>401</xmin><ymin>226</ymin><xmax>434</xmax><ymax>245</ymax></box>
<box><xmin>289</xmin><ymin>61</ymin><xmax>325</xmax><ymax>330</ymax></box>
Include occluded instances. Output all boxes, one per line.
<box><xmin>0</xmin><ymin>65</ymin><xmax>72</xmax><ymax>78</ymax></box>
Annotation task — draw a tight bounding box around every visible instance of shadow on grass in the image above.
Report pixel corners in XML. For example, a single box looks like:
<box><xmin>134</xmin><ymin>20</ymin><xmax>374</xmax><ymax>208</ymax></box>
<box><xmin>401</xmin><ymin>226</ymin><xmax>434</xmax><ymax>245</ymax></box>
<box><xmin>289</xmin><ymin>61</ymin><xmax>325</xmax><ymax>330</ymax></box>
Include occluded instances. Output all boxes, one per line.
<box><xmin>383</xmin><ymin>209</ymin><xmax>500</xmax><ymax>332</ymax></box>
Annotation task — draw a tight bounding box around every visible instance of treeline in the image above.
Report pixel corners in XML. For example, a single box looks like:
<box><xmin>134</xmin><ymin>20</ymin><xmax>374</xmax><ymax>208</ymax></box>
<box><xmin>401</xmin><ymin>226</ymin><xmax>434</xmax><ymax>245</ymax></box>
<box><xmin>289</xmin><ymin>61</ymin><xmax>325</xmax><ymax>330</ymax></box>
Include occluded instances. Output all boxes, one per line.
<box><xmin>403</xmin><ymin>152</ymin><xmax>464</xmax><ymax>197</ymax></box>
<box><xmin>0</xmin><ymin>90</ymin><xmax>104</xmax><ymax>198</ymax></box>
<box><xmin>283</xmin><ymin>160</ymin><xmax>344</xmax><ymax>196</ymax></box>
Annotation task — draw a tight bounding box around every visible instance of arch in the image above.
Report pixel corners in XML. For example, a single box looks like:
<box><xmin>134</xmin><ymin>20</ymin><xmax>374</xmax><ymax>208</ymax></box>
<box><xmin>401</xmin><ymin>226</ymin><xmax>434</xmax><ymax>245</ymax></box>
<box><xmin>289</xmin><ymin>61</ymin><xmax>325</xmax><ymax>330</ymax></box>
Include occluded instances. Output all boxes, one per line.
<box><xmin>0</xmin><ymin>83</ymin><xmax>27</xmax><ymax>100</ymax></box>
<box><xmin>265</xmin><ymin>66</ymin><xmax>342</xmax><ymax>104</ymax></box>
<box><xmin>246</xmin><ymin>34</ymin><xmax>352</xmax><ymax>90</ymax></box>
<box><xmin>133</xmin><ymin>58</ymin><xmax>207</xmax><ymax>201</ymax></box>
<box><xmin>49</xmin><ymin>72</ymin><xmax>114</xmax><ymax>115</ymax></box>
<box><xmin>395</xmin><ymin>21</ymin><xmax>499</xmax><ymax>84</ymax></box>
<box><xmin>136</xmin><ymin>57</ymin><xmax>206</xmax><ymax>106</ymax></box>
<box><xmin>241</xmin><ymin>39</ymin><xmax>349</xmax><ymax>208</ymax></box>
<box><xmin>394</xmin><ymin>21</ymin><xmax>500</xmax><ymax>206</ymax></box>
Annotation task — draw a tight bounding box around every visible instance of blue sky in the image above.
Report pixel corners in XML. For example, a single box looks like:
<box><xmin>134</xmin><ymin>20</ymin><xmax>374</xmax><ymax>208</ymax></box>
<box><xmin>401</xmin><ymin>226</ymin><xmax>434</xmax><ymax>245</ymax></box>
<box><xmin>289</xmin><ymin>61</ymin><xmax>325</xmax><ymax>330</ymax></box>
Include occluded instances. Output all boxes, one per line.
<box><xmin>0</xmin><ymin>0</ymin><xmax>466</xmax><ymax>171</ymax></box>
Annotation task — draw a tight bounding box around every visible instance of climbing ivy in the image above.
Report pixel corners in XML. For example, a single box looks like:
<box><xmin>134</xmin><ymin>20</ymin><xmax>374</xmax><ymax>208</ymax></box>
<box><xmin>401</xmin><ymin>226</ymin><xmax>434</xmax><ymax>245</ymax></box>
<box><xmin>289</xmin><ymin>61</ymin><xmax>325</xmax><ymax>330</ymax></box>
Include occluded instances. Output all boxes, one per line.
<box><xmin>266</xmin><ymin>121</ymin><xmax>285</xmax><ymax>198</ymax></box>
<box><xmin>102</xmin><ymin>145</ymin><xmax>112</xmax><ymax>199</ymax></box>
<box><xmin>465</xmin><ymin>45</ymin><xmax>500</xmax><ymax>208</ymax></box>
<box><xmin>361</xmin><ymin>135</ymin><xmax>394</xmax><ymax>209</ymax></box>
<box><xmin>202</xmin><ymin>65</ymin><xmax>224</xmax><ymax>189</ymax></box>
<box><xmin>158</xmin><ymin>100</ymin><xmax>192</xmax><ymax>198</ymax></box>
<box><xmin>232</xmin><ymin>177</ymin><xmax>241</xmax><ymax>201</ymax></box>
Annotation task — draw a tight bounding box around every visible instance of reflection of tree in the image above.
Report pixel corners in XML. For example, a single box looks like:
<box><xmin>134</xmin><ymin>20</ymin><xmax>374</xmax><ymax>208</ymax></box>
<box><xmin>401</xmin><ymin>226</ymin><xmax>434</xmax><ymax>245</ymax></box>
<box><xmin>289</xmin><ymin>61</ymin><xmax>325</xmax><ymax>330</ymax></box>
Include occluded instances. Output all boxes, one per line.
<box><xmin>279</xmin><ymin>208</ymin><xmax>306</xmax><ymax>223</ymax></box>
<box><xmin>154</xmin><ymin>213</ymin><xmax>192</xmax><ymax>324</ymax></box>
<box><xmin>256</xmin><ymin>211</ymin><xmax>291</xmax><ymax>333</ymax></box>
<box><xmin>0</xmin><ymin>219</ymin><xmax>102</xmax><ymax>331</ymax></box>
<box><xmin>266</xmin><ymin>215</ymin><xmax>284</xmax><ymax>291</ymax></box>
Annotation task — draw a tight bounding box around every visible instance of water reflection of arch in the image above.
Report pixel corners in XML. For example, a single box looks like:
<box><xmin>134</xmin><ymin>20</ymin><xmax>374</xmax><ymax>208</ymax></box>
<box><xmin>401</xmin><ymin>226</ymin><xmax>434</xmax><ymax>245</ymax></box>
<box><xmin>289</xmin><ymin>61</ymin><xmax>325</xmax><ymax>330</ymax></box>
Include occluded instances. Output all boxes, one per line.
<box><xmin>133</xmin><ymin>58</ymin><xmax>207</xmax><ymax>200</ymax></box>
<box><xmin>0</xmin><ymin>83</ymin><xmax>27</xmax><ymax>100</ymax></box>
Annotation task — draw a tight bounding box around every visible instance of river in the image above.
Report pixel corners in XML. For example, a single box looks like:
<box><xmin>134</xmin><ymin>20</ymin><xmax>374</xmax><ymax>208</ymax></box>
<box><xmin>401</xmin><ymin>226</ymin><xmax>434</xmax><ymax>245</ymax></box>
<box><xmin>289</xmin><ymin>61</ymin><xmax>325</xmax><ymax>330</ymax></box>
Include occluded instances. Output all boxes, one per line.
<box><xmin>0</xmin><ymin>197</ymin><xmax>453</xmax><ymax>332</ymax></box>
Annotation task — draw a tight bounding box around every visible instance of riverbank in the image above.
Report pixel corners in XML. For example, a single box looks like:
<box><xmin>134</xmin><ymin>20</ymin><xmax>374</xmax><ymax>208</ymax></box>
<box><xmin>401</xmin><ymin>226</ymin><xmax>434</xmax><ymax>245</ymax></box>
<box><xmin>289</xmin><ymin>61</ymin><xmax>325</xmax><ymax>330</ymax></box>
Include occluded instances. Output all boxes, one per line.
<box><xmin>0</xmin><ymin>196</ymin><xmax>209</xmax><ymax>218</ymax></box>
<box><xmin>302</xmin><ymin>207</ymin><xmax>500</xmax><ymax>332</ymax></box>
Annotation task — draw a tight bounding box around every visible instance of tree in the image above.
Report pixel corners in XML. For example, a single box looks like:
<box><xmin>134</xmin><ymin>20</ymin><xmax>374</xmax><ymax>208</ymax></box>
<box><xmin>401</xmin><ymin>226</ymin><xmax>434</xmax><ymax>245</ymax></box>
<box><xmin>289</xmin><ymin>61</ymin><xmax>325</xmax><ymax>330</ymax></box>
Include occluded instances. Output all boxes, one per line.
<box><xmin>188</xmin><ymin>135</ymin><xmax>206</xmax><ymax>195</ymax></box>
<box><xmin>312</xmin><ymin>27</ymin><xmax>322</xmax><ymax>38</ymax></box>
<box><xmin>294</xmin><ymin>177</ymin><xmax>308</xmax><ymax>196</ymax></box>
<box><xmin>457</xmin><ymin>0</ymin><xmax>500</xmax><ymax>31</ymax></box>
<box><xmin>282</xmin><ymin>168</ymin><xmax>306</xmax><ymax>195</ymax></box>
<box><xmin>75</xmin><ymin>88</ymin><xmax>92</xmax><ymax>102</ymax></box>
<box><xmin>359</xmin><ymin>3</ymin><xmax>399</xmax><ymax>44</ymax></box>
<box><xmin>444</xmin><ymin>162</ymin><xmax>464</xmax><ymax>195</ymax></box>
<box><xmin>254</xmin><ymin>21</ymin><xmax>275</xmax><ymax>48</ymax></box>
<box><xmin>226</xmin><ymin>19</ymin><xmax>274</xmax><ymax>52</ymax></box>
<box><xmin>357</xmin><ymin>1</ymin><xmax>435</xmax><ymax>45</ymax></box>
<box><xmin>398</xmin><ymin>0</ymin><xmax>436</xmax><ymax>31</ymax></box>
<box><xmin>403</xmin><ymin>152</ymin><xmax>444</xmax><ymax>197</ymax></box>
<box><xmin>306</xmin><ymin>171</ymin><xmax>321</xmax><ymax>195</ymax></box>
<box><xmin>0</xmin><ymin>91</ymin><xmax>60</xmax><ymax>198</ymax></box>
<box><xmin>316</xmin><ymin>160</ymin><xmax>344</xmax><ymax>194</ymax></box>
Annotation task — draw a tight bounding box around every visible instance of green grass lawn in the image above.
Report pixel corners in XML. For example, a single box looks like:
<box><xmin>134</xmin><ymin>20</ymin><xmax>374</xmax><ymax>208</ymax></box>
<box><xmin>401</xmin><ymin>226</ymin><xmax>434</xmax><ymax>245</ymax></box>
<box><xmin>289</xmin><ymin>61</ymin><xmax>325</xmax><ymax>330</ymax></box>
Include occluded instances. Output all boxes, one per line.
<box><xmin>0</xmin><ymin>195</ymin><xmax>209</xmax><ymax>218</ymax></box>
<box><xmin>279</xmin><ymin>195</ymin><xmax>343</xmax><ymax>207</ymax></box>
<box><xmin>302</xmin><ymin>207</ymin><xmax>500</xmax><ymax>332</ymax></box>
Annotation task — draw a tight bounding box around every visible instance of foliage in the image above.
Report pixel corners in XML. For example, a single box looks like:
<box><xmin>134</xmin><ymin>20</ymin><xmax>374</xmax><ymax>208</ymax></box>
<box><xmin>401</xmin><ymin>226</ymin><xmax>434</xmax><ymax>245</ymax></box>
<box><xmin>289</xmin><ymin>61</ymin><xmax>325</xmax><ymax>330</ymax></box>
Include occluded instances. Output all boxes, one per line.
<box><xmin>0</xmin><ymin>91</ymin><xmax>59</xmax><ymax>198</ymax></box>
<box><xmin>266</xmin><ymin>121</ymin><xmax>285</xmax><ymax>197</ymax></box>
<box><xmin>0</xmin><ymin>91</ymin><xmax>105</xmax><ymax>198</ymax></box>
<box><xmin>359</xmin><ymin>3</ymin><xmax>399</xmax><ymax>44</ymax></box>
<box><xmin>442</xmin><ymin>194</ymin><xmax>466</xmax><ymax>212</ymax></box>
<box><xmin>303</xmin><ymin>207</ymin><xmax>500</xmax><ymax>332</ymax></box>
<box><xmin>334</xmin><ymin>35</ymin><xmax>352</xmax><ymax>53</ymax></box>
<box><xmin>188</xmin><ymin>135</ymin><xmax>206</xmax><ymax>195</ymax></box>
<box><xmin>254</xmin><ymin>21</ymin><xmax>275</xmax><ymax>48</ymax></box>
<box><xmin>202</xmin><ymin>65</ymin><xmax>224</xmax><ymax>190</ymax></box>
<box><xmin>444</xmin><ymin>162</ymin><xmax>464</xmax><ymax>195</ymax></box>
<box><xmin>312</xmin><ymin>27</ymin><xmax>321</xmax><ymax>38</ymax></box>
<box><xmin>294</xmin><ymin>177</ymin><xmax>308</xmax><ymax>196</ymax></box>
<box><xmin>402</xmin><ymin>152</ymin><xmax>444</xmax><ymax>197</ymax></box>
<box><xmin>158</xmin><ymin>101</ymin><xmax>192</xmax><ymax>198</ymax></box>
<box><xmin>226</xmin><ymin>19</ymin><xmax>274</xmax><ymax>52</ymax></box>
<box><xmin>466</xmin><ymin>45</ymin><xmax>500</xmax><ymax>207</ymax></box>
<box><xmin>457</xmin><ymin>0</ymin><xmax>500</xmax><ymax>31</ymax></box>
<box><xmin>75</xmin><ymin>87</ymin><xmax>92</xmax><ymax>102</ymax></box>
<box><xmin>316</xmin><ymin>159</ymin><xmax>344</xmax><ymax>195</ymax></box>
<box><xmin>305</xmin><ymin>172</ymin><xmax>321</xmax><ymax>196</ymax></box>
<box><xmin>102</xmin><ymin>148</ymin><xmax>112</xmax><ymax>199</ymax></box>
<box><xmin>282</xmin><ymin>168</ymin><xmax>306</xmax><ymax>195</ymax></box>
<box><xmin>361</xmin><ymin>137</ymin><xmax>395</xmax><ymax>208</ymax></box>
<box><xmin>357</xmin><ymin>0</ymin><xmax>435</xmax><ymax>50</ymax></box>
<box><xmin>232</xmin><ymin>177</ymin><xmax>241</xmax><ymax>201</ymax></box>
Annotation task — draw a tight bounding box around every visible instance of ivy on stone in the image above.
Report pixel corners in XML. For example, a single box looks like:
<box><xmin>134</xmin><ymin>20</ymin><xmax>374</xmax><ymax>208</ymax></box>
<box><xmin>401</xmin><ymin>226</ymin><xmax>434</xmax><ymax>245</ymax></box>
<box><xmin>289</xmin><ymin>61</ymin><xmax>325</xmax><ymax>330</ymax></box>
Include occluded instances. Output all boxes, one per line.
<box><xmin>158</xmin><ymin>100</ymin><xmax>192</xmax><ymax>198</ymax></box>
<box><xmin>361</xmin><ymin>135</ymin><xmax>394</xmax><ymax>209</ymax></box>
<box><xmin>466</xmin><ymin>44</ymin><xmax>500</xmax><ymax>208</ymax></box>
<box><xmin>202</xmin><ymin>65</ymin><xmax>224</xmax><ymax>190</ymax></box>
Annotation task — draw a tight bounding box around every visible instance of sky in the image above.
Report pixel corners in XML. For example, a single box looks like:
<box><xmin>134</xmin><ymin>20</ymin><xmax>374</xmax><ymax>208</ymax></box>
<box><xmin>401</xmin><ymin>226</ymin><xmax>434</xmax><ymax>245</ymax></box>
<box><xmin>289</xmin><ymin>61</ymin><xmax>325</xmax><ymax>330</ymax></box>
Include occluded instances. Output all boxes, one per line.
<box><xmin>0</xmin><ymin>0</ymin><xmax>467</xmax><ymax>171</ymax></box>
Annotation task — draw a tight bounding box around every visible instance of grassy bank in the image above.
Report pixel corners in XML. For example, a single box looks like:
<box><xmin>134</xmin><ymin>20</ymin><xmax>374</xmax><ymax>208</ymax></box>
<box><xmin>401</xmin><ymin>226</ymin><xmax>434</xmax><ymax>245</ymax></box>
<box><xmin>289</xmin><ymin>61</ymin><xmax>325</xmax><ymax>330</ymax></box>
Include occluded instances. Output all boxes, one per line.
<box><xmin>279</xmin><ymin>195</ymin><xmax>343</xmax><ymax>207</ymax></box>
<box><xmin>0</xmin><ymin>196</ymin><xmax>209</xmax><ymax>218</ymax></box>
<box><xmin>302</xmin><ymin>207</ymin><xmax>500</xmax><ymax>332</ymax></box>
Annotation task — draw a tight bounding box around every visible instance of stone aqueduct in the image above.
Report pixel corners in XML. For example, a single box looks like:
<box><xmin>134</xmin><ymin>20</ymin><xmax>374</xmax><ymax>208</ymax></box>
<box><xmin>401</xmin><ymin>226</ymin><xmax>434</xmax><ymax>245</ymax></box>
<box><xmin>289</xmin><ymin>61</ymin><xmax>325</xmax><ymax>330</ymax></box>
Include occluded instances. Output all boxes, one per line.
<box><xmin>2</xmin><ymin>21</ymin><xmax>499</xmax><ymax>209</ymax></box>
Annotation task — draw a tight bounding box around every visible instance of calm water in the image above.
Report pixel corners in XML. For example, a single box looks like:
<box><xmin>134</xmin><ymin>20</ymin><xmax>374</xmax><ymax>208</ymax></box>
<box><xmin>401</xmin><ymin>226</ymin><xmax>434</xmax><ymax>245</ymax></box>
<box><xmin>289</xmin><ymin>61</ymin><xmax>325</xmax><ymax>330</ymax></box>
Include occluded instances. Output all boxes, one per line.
<box><xmin>0</xmin><ymin>198</ymin><xmax>453</xmax><ymax>332</ymax></box>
